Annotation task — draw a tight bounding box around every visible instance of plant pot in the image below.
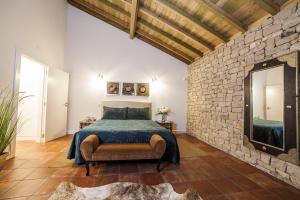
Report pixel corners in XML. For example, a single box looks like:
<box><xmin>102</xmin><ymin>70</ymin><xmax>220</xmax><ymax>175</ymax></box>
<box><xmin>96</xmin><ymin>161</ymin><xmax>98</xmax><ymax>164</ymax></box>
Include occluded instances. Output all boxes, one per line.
<box><xmin>0</xmin><ymin>152</ymin><xmax>9</xmax><ymax>168</ymax></box>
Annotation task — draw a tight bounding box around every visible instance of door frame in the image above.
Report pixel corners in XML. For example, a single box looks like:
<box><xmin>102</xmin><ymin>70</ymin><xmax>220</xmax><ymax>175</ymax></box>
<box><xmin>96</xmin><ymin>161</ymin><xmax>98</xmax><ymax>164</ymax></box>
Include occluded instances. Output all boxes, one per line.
<box><xmin>13</xmin><ymin>48</ymin><xmax>48</xmax><ymax>144</ymax></box>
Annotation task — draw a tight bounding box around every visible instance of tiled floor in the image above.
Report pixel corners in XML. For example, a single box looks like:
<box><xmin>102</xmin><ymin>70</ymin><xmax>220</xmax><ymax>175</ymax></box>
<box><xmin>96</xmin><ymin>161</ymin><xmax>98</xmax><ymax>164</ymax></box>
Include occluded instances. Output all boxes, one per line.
<box><xmin>1</xmin><ymin>134</ymin><xmax>300</xmax><ymax>199</ymax></box>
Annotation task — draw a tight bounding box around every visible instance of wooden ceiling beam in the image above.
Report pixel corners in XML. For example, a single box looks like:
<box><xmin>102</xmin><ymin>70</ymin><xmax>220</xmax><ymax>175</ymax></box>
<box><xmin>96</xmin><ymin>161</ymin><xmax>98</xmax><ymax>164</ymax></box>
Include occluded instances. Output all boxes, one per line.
<box><xmin>97</xmin><ymin>0</ymin><xmax>202</xmax><ymax>57</ymax></box>
<box><xmin>141</xmin><ymin>7</ymin><xmax>214</xmax><ymax>52</ymax></box>
<box><xmin>140</xmin><ymin>19</ymin><xmax>203</xmax><ymax>57</ymax></box>
<box><xmin>68</xmin><ymin>0</ymin><xmax>129</xmax><ymax>32</ymax></box>
<box><xmin>154</xmin><ymin>0</ymin><xmax>228</xmax><ymax>43</ymax></box>
<box><xmin>251</xmin><ymin>0</ymin><xmax>280</xmax><ymax>15</ymax></box>
<box><xmin>68</xmin><ymin>0</ymin><xmax>193</xmax><ymax>64</ymax></box>
<box><xmin>121</xmin><ymin>0</ymin><xmax>214</xmax><ymax>52</ymax></box>
<box><xmin>216</xmin><ymin>0</ymin><xmax>229</xmax><ymax>7</ymax></box>
<box><xmin>193</xmin><ymin>0</ymin><xmax>246</xmax><ymax>32</ymax></box>
<box><xmin>129</xmin><ymin>0</ymin><xmax>139</xmax><ymax>39</ymax></box>
<box><xmin>136</xmin><ymin>29</ymin><xmax>194</xmax><ymax>64</ymax></box>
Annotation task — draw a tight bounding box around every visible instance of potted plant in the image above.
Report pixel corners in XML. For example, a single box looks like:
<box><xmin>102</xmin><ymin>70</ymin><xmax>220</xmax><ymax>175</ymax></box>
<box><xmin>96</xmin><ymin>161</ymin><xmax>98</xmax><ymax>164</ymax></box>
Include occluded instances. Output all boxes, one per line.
<box><xmin>156</xmin><ymin>106</ymin><xmax>169</xmax><ymax>123</ymax></box>
<box><xmin>0</xmin><ymin>88</ymin><xmax>26</xmax><ymax>167</ymax></box>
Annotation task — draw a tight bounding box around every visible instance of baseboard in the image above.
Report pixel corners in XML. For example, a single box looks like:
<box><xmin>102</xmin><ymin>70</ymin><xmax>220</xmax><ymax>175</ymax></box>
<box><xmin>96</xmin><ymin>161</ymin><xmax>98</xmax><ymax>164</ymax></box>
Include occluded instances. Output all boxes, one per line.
<box><xmin>16</xmin><ymin>136</ymin><xmax>36</xmax><ymax>141</ymax></box>
<box><xmin>173</xmin><ymin>130</ymin><xmax>186</xmax><ymax>134</ymax></box>
<box><xmin>67</xmin><ymin>130</ymin><xmax>77</xmax><ymax>135</ymax></box>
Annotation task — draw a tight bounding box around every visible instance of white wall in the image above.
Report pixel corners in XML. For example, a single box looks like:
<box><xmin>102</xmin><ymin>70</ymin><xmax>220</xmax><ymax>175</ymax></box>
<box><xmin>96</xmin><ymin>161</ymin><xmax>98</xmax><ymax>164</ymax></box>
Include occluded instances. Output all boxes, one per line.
<box><xmin>0</xmin><ymin>0</ymin><xmax>66</xmax><ymax>156</ymax></box>
<box><xmin>0</xmin><ymin>0</ymin><xmax>66</xmax><ymax>88</ymax></box>
<box><xmin>65</xmin><ymin>5</ymin><xmax>188</xmax><ymax>133</ymax></box>
<box><xmin>252</xmin><ymin>71</ymin><xmax>266</xmax><ymax>119</ymax></box>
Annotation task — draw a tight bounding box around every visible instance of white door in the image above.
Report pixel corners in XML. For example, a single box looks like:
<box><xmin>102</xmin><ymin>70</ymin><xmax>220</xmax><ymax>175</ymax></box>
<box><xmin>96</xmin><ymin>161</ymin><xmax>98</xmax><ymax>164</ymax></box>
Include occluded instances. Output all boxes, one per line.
<box><xmin>265</xmin><ymin>85</ymin><xmax>283</xmax><ymax>121</ymax></box>
<box><xmin>44</xmin><ymin>67</ymin><xmax>69</xmax><ymax>142</ymax></box>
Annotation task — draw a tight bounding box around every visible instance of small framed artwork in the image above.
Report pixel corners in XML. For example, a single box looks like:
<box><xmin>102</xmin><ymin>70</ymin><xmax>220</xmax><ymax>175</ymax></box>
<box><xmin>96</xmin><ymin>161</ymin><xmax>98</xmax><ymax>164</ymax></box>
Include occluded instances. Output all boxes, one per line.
<box><xmin>137</xmin><ymin>83</ymin><xmax>149</xmax><ymax>96</ymax></box>
<box><xmin>107</xmin><ymin>82</ymin><xmax>120</xmax><ymax>95</ymax></box>
<box><xmin>122</xmin><ymin>83</ymin><xmax>135</xmax><ymax>95</ymax></box>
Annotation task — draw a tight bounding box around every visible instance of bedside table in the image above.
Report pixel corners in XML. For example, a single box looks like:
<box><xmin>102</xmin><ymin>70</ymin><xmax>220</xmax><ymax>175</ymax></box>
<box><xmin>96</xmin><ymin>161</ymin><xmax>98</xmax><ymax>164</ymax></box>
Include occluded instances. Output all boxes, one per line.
<box><xmin>156</xmin><ymin>121</ymin><xmax>173</xmax><ymax>132</ymax></box>
<box><xmin>80</xmin><ymin>120</ymin><xmax>96</xmax><ymax>129</ymax></box>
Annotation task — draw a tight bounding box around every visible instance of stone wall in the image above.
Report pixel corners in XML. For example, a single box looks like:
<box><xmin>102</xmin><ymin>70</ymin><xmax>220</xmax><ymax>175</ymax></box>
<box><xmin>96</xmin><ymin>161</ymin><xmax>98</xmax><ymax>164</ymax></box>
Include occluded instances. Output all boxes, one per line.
<box><xmin>187</xmin><ymin>1</ymin><xmax>300</xmax><ymax>188</ymax></box>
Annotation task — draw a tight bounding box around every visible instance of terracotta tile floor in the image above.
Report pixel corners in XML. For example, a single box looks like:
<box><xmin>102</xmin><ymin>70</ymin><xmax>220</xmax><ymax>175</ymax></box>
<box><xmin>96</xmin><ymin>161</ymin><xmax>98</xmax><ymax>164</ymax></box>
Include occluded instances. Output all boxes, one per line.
<box><xmin>1</xmin><ymin>134</ymin><xmax>300</xmax><ymax>199</ymax></box>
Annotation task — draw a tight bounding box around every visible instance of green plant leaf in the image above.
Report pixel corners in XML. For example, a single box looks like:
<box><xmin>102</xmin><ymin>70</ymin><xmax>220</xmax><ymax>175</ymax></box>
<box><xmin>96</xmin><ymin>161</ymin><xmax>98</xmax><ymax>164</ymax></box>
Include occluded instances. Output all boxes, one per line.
<box><xmin>0</xmin><ymin>87</ymin><xmax>28</xmax><ymax>154</ymax></box>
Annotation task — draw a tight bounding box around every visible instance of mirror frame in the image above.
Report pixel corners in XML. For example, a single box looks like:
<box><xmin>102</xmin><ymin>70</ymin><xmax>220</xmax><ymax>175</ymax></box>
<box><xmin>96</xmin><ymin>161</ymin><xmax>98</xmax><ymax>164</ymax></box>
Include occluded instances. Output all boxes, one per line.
<box><xmin>249</xmin><ymin>65</ymin><xmax>285</xmax><ymax>151</ymax></box>
<box><xmin>244</xmin><ymin>51</ymin><xmax>299</xmax><ymax>164</ymax></box>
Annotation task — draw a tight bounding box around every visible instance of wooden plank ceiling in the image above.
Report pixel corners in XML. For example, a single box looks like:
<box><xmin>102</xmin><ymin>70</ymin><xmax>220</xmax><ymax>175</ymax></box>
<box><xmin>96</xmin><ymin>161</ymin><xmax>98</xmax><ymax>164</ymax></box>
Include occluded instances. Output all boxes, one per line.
<box><xmin>68</xmin><ymin>0</ymin><xmax>291</xmax><ymax>64</ymax></box>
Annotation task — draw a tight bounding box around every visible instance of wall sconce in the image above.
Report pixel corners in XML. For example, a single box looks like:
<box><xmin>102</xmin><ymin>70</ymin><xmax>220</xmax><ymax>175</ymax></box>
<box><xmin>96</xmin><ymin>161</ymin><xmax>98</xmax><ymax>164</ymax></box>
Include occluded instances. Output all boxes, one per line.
<box><xmin>151</xmin><ymin>76</ymin><xmax>161</xmax><ymax>93</ymax></box>
<box><xmin>90</xmin><ymin>73</ymin><xmax>106</xmax><ymax>90</ymax></box>
<box><xmin>98</xmin><ymin>73</ymin><xmax>105</xmax><ymax>88</ymax></box>
<box><xmin>152</xmin><ymin>77</ymin><xmax>158</xmax><ymax>82</ymax></box>
<box><xmin>98</xmin><ymin>73</ymin><xmax>104</xmax><ymax>80</ymax></box>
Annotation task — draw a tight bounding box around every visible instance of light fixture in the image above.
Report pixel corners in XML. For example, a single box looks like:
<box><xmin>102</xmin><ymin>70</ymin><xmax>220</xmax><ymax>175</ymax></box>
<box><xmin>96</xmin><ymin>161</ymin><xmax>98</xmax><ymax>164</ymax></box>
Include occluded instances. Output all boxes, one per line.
<box><xmin>98</xmin><ymin>73</ymin><xmax>104</xmax><ymax>80</ymax></box>
<box><xmin>90</xmin><ymin>73</ymin><xmax>106</xmax><ymax>90</ymax></box>
<box><xmin>152</xmin><ymin>77</ymin><xmax>158</xmax><ymax>82</ymax></box>
<box><xmin>151</xmin><ymin>76</ymin><xmax>161</xmax><ymax>93</ymax></box>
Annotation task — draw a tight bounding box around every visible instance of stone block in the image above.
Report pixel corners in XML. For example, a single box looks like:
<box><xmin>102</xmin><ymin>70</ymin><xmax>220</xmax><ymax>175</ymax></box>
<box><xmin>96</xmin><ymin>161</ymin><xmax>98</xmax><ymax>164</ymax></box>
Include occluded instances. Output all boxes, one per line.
<box><xmin>273</xmin><ymin>49</ymin><xmax>290</xmax><ymax>58</ymax></box>
<box><xmin>297</xmin><ymin>24</ymin><xmax>300</xmax><ymax>32</ymax></box>
<box><xmin>255</xmin><ymin>53</ymin><xmax>265</xmax><ymax>61</ymax></box>
<box><xmin>266</xmin><ymin>43</ymin><xmax>290</xmax><ymax>56</ymax></box>
<box><xmin>287</xmin><ymin>163</ymin><xmax>300</xmax><ymax>188</ymax></box>
<box><xmin>255</xmin><ymin>30</ymin><xmax>263</xmax><ymax>40</ymax></box>
<box><xmin>275</xmin><ymin>169</ymin><xmax>290</xmax><ymax>180</ymax></box>
<box><xmin>282</xmin><ymin>17</ymin><xmax>300</xmax><ymax>30</ymax></box>
<box><xmin>291</xmin><ymin>42</ymin><xmax>300</xmax><ymax>51</ymax></box>
<box><xmin>262</xmin><ymin>30</ymin><xmax>282</xmax><ymax>41</ymax></box>
<box><xmin>262</xmin><ymin>17</ymin><xmax>273</xmax><ymax>27</ymax></box>
<box><xmin>263</xmin><ymin>24</ymin><xmax>282</xmax><ymax>36</ymax></box>
<box><xmin>245</xmin><ymin>32</ymin><xmax>256</xmax><ymax>44</ymax></box>
<box><xmin>256</xmin><ymin>163</ymin><xmax>271</xmax><ymax>173</ymax></box>
<box><xmin>275</xmin><ymin>33</ymin><xmax>298</xmax><ymax>46</ymax></box>
<box><xmin>271</xmin><ymin>157</ymin><xmax>287</xmax><ymax>172</ymax></box>
<box><xmin>239</xmin><ymin>47</ymin><xmax>249</xmax><ymax>56</ymax></box>
<box><xmin>245</xmin><ymin>154</ymin><xmax>256</xmax><ymax>165</ymax></box>
<box><xmin>231</xmin><ymin>49</ymin><xmax>239</xmax><ymax>58</ymax></box>
<box><xmin>260</xmin><ymin>153</ymin><xmax>271</xmax><ymax>164</ymax></box>
<box><xmin>224</xmin><ymin>47</ymin><xmax>231</xmax><ymax>56</ymax></box>
<box><xmin>227</xmin><ymin>39</ymin><xmax>235</xmax><ymax>47</ymax></box>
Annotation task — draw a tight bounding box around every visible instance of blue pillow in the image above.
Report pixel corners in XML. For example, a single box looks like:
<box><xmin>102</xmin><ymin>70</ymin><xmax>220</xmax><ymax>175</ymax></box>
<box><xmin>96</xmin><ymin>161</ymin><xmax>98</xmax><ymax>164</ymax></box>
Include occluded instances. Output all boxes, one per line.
<box><xmin>102</xmin><ymin>106</ymin><xmax>127</xmax><ymax>120</ymax></box>
<box><xmin>127</xmin><ymin>107</ymin><xmax>150</xmax><ymax>120</ymax></box>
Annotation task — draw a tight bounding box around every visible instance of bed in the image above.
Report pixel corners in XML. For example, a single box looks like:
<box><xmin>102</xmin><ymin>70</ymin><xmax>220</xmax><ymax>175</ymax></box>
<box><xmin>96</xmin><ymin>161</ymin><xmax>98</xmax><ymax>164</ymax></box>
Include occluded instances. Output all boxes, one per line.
<box><xmin>252</xmin><ymin>119</ymin><xmax>283</xmax><ymax>148</ymax></box>
<box><xmin>67</xmin><ymin>101</ymin><xmax>180</xmax><ymax>165</ymax></box>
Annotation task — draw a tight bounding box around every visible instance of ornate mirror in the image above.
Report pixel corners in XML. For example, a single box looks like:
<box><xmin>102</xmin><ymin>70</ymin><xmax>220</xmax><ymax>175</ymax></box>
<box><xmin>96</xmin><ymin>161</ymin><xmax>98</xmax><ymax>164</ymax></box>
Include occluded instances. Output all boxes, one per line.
<box><xmin>244</xmin><ymin>51</ymin><xmax>299</xmax><ymax>165</ymax></box>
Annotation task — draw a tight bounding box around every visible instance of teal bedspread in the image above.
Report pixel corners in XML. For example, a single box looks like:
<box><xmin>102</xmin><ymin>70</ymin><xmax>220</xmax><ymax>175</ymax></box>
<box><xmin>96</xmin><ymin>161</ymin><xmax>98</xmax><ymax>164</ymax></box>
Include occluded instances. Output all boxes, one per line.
<box><xmin>253</xmin><ymin>119</ymin><xmax>283</xmax><ymax>148</ymax></box>
<box><xmin>67</xmin><ymin>120</ymin><xmax>180</xmax><ymax>164</ymax></box>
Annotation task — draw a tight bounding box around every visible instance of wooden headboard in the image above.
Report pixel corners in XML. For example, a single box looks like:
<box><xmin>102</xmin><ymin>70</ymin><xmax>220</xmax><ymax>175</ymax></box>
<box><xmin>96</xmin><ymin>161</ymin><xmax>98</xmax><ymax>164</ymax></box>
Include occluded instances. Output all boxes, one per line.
<box><xmin>101</xmin><ymin>101</ymin><xmax>152</xmax><ymax>119</ymax></box>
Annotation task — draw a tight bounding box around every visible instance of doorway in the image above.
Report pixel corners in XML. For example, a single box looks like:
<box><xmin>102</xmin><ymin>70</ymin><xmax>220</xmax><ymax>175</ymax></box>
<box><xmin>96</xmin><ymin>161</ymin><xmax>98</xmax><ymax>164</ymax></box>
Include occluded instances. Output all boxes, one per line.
<box><xmin>17</xmin><ymin>55</ymin><xmax>46</xmax><ymax>142</ymax></box>
<box><xmin>265</xmin><ymin>85</ymin><xmax>284</xmax><ymax>121</ymax></box>
<box><xmin>11</xmin><ymin>51</ymin><xmax>69</xmax><ymax>160</ymax></box>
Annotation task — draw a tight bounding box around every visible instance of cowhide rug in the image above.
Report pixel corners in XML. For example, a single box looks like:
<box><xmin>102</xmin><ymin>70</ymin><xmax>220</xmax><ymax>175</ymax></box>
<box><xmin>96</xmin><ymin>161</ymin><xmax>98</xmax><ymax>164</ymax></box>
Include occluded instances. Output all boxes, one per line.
<box><xmin>48</xmin><ymin>182</ymin><xmax>202</xmax><ymax>200</ymax></box>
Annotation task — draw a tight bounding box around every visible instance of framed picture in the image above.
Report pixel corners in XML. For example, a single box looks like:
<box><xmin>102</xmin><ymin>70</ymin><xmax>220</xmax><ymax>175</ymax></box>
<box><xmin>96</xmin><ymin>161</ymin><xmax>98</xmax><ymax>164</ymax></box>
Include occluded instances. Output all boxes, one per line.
<box><xmin>122</xmin><ymin>83</ymin><xmax>135</xmax><ymax>95</ymax></box>
<box><xmin>107</xmin><ymin>82</ymin><xmax>120</xmax><ymax>95</ymax></box>
<box><xmin>137</xmin><ymin>83</ymin><xmax>149</xmax><ymax>96</ymax></box>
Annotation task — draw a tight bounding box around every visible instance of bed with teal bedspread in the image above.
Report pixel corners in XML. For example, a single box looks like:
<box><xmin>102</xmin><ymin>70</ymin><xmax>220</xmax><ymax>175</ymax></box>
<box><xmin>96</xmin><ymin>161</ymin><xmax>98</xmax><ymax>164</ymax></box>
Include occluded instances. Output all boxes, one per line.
<box><xmin>253</xmin><ymin>119</ymin><xmax>283</xmax><ymax>148</ymax></box>
<box><xmin>67</xmin><ymin>120</ymin><xmax>180</xmax><ymax>164</ymax></box>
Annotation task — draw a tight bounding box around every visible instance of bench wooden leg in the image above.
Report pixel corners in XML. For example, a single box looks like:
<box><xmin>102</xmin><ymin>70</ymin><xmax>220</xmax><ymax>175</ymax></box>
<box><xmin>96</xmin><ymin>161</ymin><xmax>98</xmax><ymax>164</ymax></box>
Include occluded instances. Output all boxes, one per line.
<box><xmin>157</xmin><ymin>159</ymin><xmax>161</xmax><ymax>172</ymax></box>
<box><xmin>86</xmin><ymin>161</ymin><xmax>90</xmax><ymax>176</ymax></box>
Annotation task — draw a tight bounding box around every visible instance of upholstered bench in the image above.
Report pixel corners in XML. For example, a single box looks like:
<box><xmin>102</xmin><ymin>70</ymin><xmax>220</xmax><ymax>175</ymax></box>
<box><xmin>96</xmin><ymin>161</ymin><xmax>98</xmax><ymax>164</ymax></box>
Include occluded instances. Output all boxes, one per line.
<box><xmin>80</xmin><ymin>134</ymin><xmax>166</xmax><ymax>176</ymax></box>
